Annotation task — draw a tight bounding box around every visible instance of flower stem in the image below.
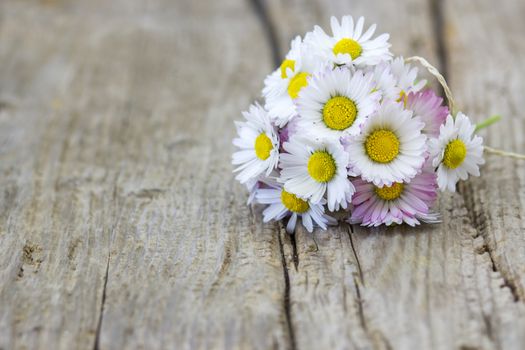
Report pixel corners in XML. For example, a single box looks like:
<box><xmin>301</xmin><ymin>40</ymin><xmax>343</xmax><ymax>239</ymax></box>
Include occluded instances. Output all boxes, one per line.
<box><xmin>484</xmin><ymin>146</ymin><xmax>525</xmax><ymax>160</ymax></box>
<box><xmin>475</xmin><ymin>115</ymin><xmax>501</xmax><ymax>132</ymax></box>
<box><xmin>405</xmin><ymin>57</ymin><xmax>524</xmax><ymax>160</ymax></box>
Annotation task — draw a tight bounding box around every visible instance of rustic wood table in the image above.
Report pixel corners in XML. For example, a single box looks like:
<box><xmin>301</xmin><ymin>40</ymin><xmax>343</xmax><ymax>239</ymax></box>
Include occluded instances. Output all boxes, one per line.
<box><xmin>1</xmin><ymin>0</ymin><xmax>524</xmax><ymax>349</ymax></box>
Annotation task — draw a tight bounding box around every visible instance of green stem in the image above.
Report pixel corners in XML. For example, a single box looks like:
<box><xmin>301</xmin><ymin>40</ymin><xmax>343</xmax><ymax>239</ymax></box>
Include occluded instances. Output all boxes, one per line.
<box><xmin>475</xmin><ymin>115</ymin><xmax>501</xmax><ymax>132</ymax></box>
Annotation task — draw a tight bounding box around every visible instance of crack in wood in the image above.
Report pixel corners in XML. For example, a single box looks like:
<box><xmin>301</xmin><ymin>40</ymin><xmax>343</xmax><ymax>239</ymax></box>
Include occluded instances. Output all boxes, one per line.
<box><xmin>347</xmin><ymin>224</ymin><xmax>365</xmax><ymax>286</ymax></box>
<box><xmin>247</xmin><ymin>3</ymin><xmax>297</xmax><ymax>348</ymax></box>
<box><xmin>352</xmin><ymin>274</ymin><xmax>368</xmax><ymax>332</ymax></box>
<box><xmin>248</xmin><ymin>0</ymin><xmax>282</xmax><ymax>67</ymax></box>
<box><xmin>93</xmin><ymin>252</ymin><xmax>110</xmax><ymax>350</ymax></box>
<box><xmin>460</xmin><ymin>183</ymin><xmax>521</xmax><ymax>303</ymax></box>
<box><xmin>94</xmin><ymin>172</ymin><xmax>122</xmax><ymax>349</ymax></box>
<box><xmin>346</xmin><ymin>225</ymin><xmax>370</xmax><ymax>333</ymax></box>
<box><xmin>429</xmin><ymin>0</ymin><xmax>449</xmax><ymax>100</ymax></box>
<box><xmin>289</xmin><ymin>232</ymin><xmax>299</xmax><ymax>270</ymax></box>
<box><xmin>277</xmin><ymin>226</ymin><xmax>297</xmax><ymax>350</ymax></box>
<box><xmin>345</xmin><ymin>226</ymin><xmax>398</xmax><ymax>349</ymax></box>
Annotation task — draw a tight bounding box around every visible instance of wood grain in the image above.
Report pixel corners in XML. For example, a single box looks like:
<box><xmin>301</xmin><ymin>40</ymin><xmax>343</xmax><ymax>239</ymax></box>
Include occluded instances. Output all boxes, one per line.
<box><xmin>0</xmin><ymin>0</ymin><xmax>524</xmax><ymax>349</ymax></box>
<box><xmin>0</xmin><ymin>0</ymin><xmax>288</xmax><ymax>349</ymax></box>
<box><xmin>266</xmin><ymin>0</ymin><xmax>525</xmax><ymax>349</ymax></box>
<box><xmin>444</xmin><ymin>0</ymin><xmax>525</xmax><ymax>301</ymax></box>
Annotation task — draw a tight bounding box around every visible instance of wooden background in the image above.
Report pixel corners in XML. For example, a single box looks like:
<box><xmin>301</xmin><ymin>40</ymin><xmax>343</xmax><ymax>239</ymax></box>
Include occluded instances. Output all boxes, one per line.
<box><xmin>0</xmin><ymin>0</ymin><xmax>524</xmax><ymax>349</ymax></box>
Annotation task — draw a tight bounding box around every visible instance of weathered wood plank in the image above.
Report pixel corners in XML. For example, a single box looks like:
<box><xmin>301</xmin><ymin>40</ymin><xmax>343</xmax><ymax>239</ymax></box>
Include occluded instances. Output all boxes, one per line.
<box><xmin>0</xmin><ymin>0</ymin><xmax>290</xmax><ymax>349</ymax></box>
<box><xmin>87</xmin><ymin>0</ymin><xmax>292</xmax><ymax>348</ymax></box>
<box><xmin>265</xmin><ymin>0</ymin><xmax>525</xmax><ymax>349</ymax></box>
<box><xmin>0</xmin><ymin>3</ymin><xmax>115</xmax><ymax>349</ymax></box>
<box><xmin>444</xmin><ymin>0</ymin><xmax>525</xmax><ymax>301</ymax></box>
<box><xmin>352</xmin><ymin>195</ymin><xmax>525</xmax><ymax>349</ymax></box>
<box><xmin>1</xmin><ymin>0</ymin><xmax>525</xmax><ymax>349</ymax></box>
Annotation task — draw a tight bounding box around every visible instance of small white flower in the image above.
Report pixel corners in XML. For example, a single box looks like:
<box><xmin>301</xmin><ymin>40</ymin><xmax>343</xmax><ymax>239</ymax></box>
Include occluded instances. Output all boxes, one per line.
<box><xmin>430</xmin><ymin>112</ymin><xmax>484</xmax><ymax>192</ymax></box>
<box><xmin>256</xmin><ymin>182</ymin><xmax>336</xmax><ymax>233</ymax></box>
<box><xmin>232</xmin><ymin>104</ymin><xmax>279</xmax><ymax>184</ymax></box>
<box><xmin>372</xmin><ymin>62</ymin><xmax>398</xmax><ymax>101</ymax></box>
<box><xmin>390</xmin><ymin>56</ymin><xmax>427</xmax><ymax>100</ymax></box>
<box><xmin>346</xmin><ymin>100</ymin><xmax>427</xmax><ymax>187</ymax></box>
<box><xmin>263</xmin><ymin>36</ymin><xmax>322</xmax><ymax>127</ymax></box>
<box><xmin>350</xmin><ymin>161</ymin><xmax>440</xmax><ymax>227</ymax></box>
<box><xmin>279</xmin><ymin>136</ymin><xmax>354</xmax><ymax>211</ymax></box>
<box><xmin>296</xmin><ymin>66</ymin><xmax>380</xmax><ymax>140</ymax></box>
<box><xmin>305</xmin><ymin>15</ymin><xmax>391</xmax><ymax>67</ymax></box>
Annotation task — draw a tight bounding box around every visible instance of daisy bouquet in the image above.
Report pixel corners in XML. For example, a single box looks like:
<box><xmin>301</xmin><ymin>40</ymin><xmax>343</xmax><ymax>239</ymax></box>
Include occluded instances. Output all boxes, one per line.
<box><xmin>232</xmin><ymin>16</ymin><xmax>519</xmax><ymax>233</ymax></box>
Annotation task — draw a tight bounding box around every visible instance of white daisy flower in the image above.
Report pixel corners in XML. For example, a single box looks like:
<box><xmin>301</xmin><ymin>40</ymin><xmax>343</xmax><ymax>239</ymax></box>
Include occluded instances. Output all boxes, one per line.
<box><xmin>429</xmin><ymin>112</ymin><xmax>484</xmax><ymax>192</ymax></box>
<box><xmin>350</xmin><ymin>162</ymin><xmax>440</xmax><ymax>227</ymax></box>
<box><xmin>305</xmin><ymin>15</ymin><xmax>391</xmax><ymax>67</ymax></box>
<box><xmin>232</xmin><ymin>104</ymin><xmax>279</xmax><ymax>184</ymax></box>
<box><xmin>372</xmin><ymin>62</ymin><xmax>398</xmax><ymax>101</ymax></box>
<box><xmin>346</xmin><ymin>101</ymin><xmax>427</xmax><ymax>187</ymax></box>
<box><xmin>390</xmin><ymin>56</ymin><xmax>427</xmax><ymax>101</ymax></box>
<box><xmin>296</xmin><ymin>66</ymin><xmax>380</xmax><ymax>140</ymax></box>
<box><xmin>256</xmin><ymin>182</ymin><xmax>336</xmax><ymax>233</ymax></box>
<box><xmin>263</xmin><ymin>36</ymin><xmax>322</xmax><ymax>127</ymax></box>
<box><xmin>279</xmin><ymin>136</ymin><xmax>354</xmax><ymax>211</ymax></box>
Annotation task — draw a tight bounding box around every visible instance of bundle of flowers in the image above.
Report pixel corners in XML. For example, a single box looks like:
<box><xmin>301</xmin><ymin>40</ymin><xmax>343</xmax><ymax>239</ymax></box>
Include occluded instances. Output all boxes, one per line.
<box><xmin>232</xmin><ymin>15</ymin><xmax>492</xmax><ymax>232</ymax></box>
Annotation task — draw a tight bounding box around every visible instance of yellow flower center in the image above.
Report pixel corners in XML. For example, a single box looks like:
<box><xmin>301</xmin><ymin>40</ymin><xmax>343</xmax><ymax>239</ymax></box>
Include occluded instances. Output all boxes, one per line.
<box><xmin>254</xmin><ymin>133</ymin><xmax>273</xmax><ymax>160</ymax></box>
<box><xmin>280</xmin><ymin>59</ymin><xmax>295</xmax><ymax>79</ymax></box>
<box><xmin>365</xmin><ymin>129</ymin><xmax>400</xmax><ymax>163</ymax></box>
<box><xmin>307</xmin><ymin>151</ymin><xmax>337</xmax><ymax>183</ymax></box>
<box><xmin>375</xmin><ymin>182</ymin><xmax>404</xmax><ymax>201</ymax></box>
<box><xmin>333</xmin><ymin>38</ymin><xmax>362</xmax><ymax>59</ymax></box>
<box><xmin>322</xmin><ymin>96</ymin><xmax>358</xmax><ymax>130</ymax></box>
<box><xmin>281</xmin><ymin>190</ymin><xmax>309</xmax><ymax>213</ymax></box>
<box><xmin>287</xmin><ymin>72</ymin><xmax>310</xmax><ymax>99</ymax></box>
<box><xmin>443</xmin><ymin>139</ymin><xmax>467</xmax><ymax>169</ymax></box>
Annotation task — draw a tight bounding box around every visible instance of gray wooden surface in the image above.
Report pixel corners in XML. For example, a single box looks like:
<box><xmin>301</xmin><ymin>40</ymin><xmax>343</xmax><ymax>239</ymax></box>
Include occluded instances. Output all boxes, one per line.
<box><xmin>0</xmin><ymin>0</ymin><xmax>524</xmax><ymax>349</ymax></box>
